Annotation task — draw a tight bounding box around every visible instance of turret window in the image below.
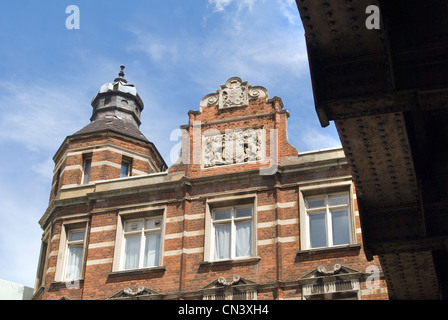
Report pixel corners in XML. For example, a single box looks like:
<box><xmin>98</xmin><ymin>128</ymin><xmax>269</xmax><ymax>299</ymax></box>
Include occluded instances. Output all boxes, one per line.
<box><xmin>54</xmin><ymin>221</ymin><xmax>88</xmax><ymax>283</ymax></box>
<box><xmin>64</xmin><ymin>229</ymin><xmax>86</xmax><ymax>281</ymax></box>
<box><xmin>120</xmin><ymin>157</ymin><xmax>132</xmax><ymax>178</ymax></box>
<box><xmin>82</xmin><ymin>155</ymin><xmax>92</xmax><ymax>184</ymax></box>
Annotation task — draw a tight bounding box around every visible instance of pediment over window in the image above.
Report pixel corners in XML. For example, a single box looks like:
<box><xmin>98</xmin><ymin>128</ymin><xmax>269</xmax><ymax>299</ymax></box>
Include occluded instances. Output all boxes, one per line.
<box><xmin>202</xmin><ymin>276</ymin><xmax>258</xmax><ymax>300</ymax></box>
<box><xmin>108</xmin><ymin>286</ymin><xmax>162</xmax><ymax>300</ymax></box>
<box><xmin>299</xmin><ymin>264</ymin><xmax>361</xmax><ymax>300</ymax></box>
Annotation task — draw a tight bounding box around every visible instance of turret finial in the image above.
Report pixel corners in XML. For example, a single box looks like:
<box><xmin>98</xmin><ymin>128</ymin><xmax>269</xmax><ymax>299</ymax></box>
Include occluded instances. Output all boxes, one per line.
<box><xmin>115</xmin><ymin>65</ymin><xmax>127</xmax><ymax>83</ymax></box>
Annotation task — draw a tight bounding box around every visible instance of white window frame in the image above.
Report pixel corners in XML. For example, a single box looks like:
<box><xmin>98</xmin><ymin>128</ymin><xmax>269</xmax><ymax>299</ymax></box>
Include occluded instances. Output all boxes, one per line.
<box><xmin>210</xmin><ymin>204</ymin><xmax>254</xmax><ymax>261</ymax></box>
<box><xmin>304</xmin><ymin>192</ymin><xmax>352</xmax><ymax>249</ymax></box>
<box><xmin>55</xmin><ymin>220</ymin><xmax>89</xmax><ymax>283</ymax></box>
<box><xmin>119</xmin><ymin>215</ymin><xmax>163</xmax><ymax>271</ymax></box>
<box><xmin>299</xmin><ymin>181</ymin><xmax>356</xmax><ymax>251</ymax></box>
<box><xmin>62</xmin><ymin>228</ymin><xmax>86</xmax><ymax>281</ymax></box>
<box><xmin>81</xmin><ymin>154</ymin><xmax>92</xmax><ymax>184</ymax></box>
<box><xmin>120</xmin><ymin>157</ymin><xmax>132</xmax><ymax>178</ymax></box>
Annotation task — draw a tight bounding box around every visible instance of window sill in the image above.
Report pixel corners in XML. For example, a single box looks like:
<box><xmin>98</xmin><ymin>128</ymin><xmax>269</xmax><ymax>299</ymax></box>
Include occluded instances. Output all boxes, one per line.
<box><xmin>49</xmin><ymin>278</ymin><xmax>84</xmax><ymax>288</ymax></box>
<box><xmin>108</xmin><ymin>266</ymin><xmax>166</xmax><ymax>277</ymax></box>
<box><xmin>296</xmin><ymin>244</ymin><xmax>361</xmax><ymax>257</ymax></box>
<box><xmin>199</xmin><ymin>256</ymin><xmax>261</xmax><ymax>267</ymax></box>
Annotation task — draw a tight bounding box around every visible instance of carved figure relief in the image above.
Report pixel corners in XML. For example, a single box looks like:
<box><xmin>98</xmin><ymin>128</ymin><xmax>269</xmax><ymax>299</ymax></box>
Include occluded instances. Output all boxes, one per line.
<box><xmin>203</xmin><ymin>128</ymin><xmax>264</xmax><ymax>168</ymax></box>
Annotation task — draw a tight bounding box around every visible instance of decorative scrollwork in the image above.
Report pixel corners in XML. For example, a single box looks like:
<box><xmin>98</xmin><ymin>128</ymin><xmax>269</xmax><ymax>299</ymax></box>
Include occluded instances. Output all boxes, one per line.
<box><xmin>123</xmin><ymin>286</ymin><xmax>149</xmax><ymax>296</ymax></box>
<box><xmin>199</xmin><ymin>77</ymin><xmax>269</xmax><ymax>110</ymax></box>
<box><xmin>316</xmin><ymin>264</ymin><xmax>342</xmax><ymax>276</ymax></box>
<box><xmin>217</xmin><ymin>276</ymin><xmax>241</xmax><ymax>286</ymax></box>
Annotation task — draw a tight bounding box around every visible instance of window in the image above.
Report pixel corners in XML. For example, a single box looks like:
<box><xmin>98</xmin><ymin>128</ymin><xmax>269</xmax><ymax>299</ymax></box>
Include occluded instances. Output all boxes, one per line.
<box><xmin>305</xmin><ymin>192</ymin><xmax>352</xmax><ymax>249</ymax></box>
<box><xmin>35</xmin><ymin>235</ymin><xmax>49</xmax><ymax>289</ymax></box>
<box><xmin>212</xmin><ymin>205</ymin><xmax>253</xmax><ymax>260</ymax></box>
<box><xmin>120</xmin><ymin>217</ymin><xmax>162</xmax><ymax>270</ymax></box>
<box><xmin>204</xmin><ymin>289</ymin><xmax>257</xmax><ymax>300</ymax></box>
<box><xmin>120</xmin><ymin>158</ymin><xmax>132</xmax><ymax>178</ymax></box>
<box><xmin>63</xmin><ymin>229</ymin><xmax>86</xmax><ymax>281</ymax></box>
<box><xmin>82</xmin><ymin>155</ymin><xmax>92</xmax><ymax>184</ymax></box>
<box><xmin>53</xmin><ymin>168</ymin><xmax>61</xmax><ymax>198</ymax></box>
<box><xmin>54</xmin><ymin>221</ymin><xmax>88</xmax><ymax>283</ymax></box>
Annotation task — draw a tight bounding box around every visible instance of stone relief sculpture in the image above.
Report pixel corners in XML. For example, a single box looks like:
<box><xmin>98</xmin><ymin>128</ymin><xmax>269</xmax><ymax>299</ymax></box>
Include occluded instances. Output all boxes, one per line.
<box><xmin>203</xmin><ymin>128</ymin><xmax>264</xmax><ymax>168</ymax></box>
<box><xmin>234</xmin><ymin>129</ymin><xmax>245</xmax><ymax>164</ymax></box>
<box><xmin>223</xmin><ymin>132</ymin><xmax>235</xmax><ymax>165</ymax></box>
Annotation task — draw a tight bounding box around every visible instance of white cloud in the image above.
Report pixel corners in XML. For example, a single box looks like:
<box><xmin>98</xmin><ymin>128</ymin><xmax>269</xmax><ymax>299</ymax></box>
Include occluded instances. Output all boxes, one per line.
<box><xmin>127</xmin><ymin>2</ymin><xmax>308</xmax><ymax>94</ymax></box>
<box><xmin>0</xmin><ymin>81</ymin><xmax>88</xmax><ymax>152</ymax></box>
<box><xmin>0</xmin><ymin>181</ymin><xmax>43</xmax><ymax>287</ymax></box>
<box><xmin>127</xmin><ymin>31</ymin><xmax>179</xmax><ymax>63</ymax></box>
<box><xmin>291</xmin><ymin>123</ymin><xmax>342</xmax><ymax>152</ymax></box>
<box><xmin>32</xmin><ymin>157</ymin><xmax>55</xmax><ymax>182</ymax></box>
<box><xmin>208</xmin><ymin>0</ymin><xmax>256</xmax><ymax>13</ymax></box>
<box><xmin>208</xmin><ymin>0</ymin><xmax>233</xmax><ymax>12</ymax></box>
<box><xmin>277</xmin><ymin>0</ymin><xmax>301</xmax><ymax>26</ymax></box>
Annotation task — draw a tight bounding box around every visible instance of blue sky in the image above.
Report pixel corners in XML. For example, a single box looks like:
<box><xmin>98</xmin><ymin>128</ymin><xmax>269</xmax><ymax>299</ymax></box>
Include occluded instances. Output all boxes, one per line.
<box><xmin>0</xmin><ymin>0</ymin><xmax>341</xmax><ymax>289</ymax></box>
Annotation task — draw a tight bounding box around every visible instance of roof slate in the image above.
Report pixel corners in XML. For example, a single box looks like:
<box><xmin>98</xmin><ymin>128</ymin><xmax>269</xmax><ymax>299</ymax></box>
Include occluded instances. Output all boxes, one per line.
<box><xmin>72</xmin><ymin>117</ymin><xmax>150</xmax><ymax>143</ymax></box>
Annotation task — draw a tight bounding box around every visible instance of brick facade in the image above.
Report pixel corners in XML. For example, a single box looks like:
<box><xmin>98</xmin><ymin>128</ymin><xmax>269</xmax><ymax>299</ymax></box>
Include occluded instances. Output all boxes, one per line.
<box><xmin>33</xmin><ymin>75</ymin><xmax>389</xmax><ymax>300</ymax></box>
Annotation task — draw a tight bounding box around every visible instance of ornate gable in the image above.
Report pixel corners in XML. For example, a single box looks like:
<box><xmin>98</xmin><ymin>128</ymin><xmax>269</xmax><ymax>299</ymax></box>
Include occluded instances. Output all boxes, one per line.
<box><xmin>199</xmin><ymin>77</ymin><xmax>269</xmax><ymax>111</ymax></box>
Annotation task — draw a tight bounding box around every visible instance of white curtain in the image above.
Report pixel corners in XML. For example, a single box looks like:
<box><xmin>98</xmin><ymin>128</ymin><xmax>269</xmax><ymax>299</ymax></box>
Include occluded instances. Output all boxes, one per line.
<box><xmin>65</xmin><ymin>246</ymin><xmax>83</xmax><ymax>280</ymax></box>
<box><xmin>236</xmin><ymin>221</ymin><xmax>252</xmax><ymax>257</ymax></box>
<box><xmin>144</xmin><ymin>233</ymin><xmax>161</xmax><ymax>267</ymax></box>
<box><xmin>124</xmin><ymin>235</ymin><xmax>141</xmax><ymax>269</ymax></box>
<box><xmin>331</xmin><ymin>209</ymin><xmax>350</xmax><ymax>245</ymax></box>
<box><xmin>214</xmin><ymin>224</ymin><xmax>230</xmax><ymax>260</ymax></box>
<box><xmin>309</xmin><ymin>212</ymin><xmax>327</xmax><ymax>248</ymax></box>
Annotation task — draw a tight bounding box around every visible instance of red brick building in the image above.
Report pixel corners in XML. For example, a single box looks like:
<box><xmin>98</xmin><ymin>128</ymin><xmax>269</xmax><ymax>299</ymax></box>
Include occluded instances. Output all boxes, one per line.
<box><xmin>33</xmin><ymin>68</ymin><xmax>389</xmax><ymax>300</ymax></box>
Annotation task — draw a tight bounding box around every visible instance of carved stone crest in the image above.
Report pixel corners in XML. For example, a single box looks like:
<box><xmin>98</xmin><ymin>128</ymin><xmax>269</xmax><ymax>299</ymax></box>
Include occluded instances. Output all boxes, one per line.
<box><xmin>199</xmin><ymin>77</ymin><xmax>269</xmax><ymax>111</ymax></box>
<box><xmin>220</xmin><ymin>78</ymin><xmax>248</xmax><ymax>109</ymax></box>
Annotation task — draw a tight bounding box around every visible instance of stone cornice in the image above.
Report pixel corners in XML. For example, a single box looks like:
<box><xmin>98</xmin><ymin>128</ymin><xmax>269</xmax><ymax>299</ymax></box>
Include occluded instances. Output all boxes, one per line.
<box><xmin>180</xmin><ymin>109</ymin><xmax>290</xmax><ymax>129</ymax></box>
<box><xmin>39</xmin><ymin>148</ymin><xmax>348</xmax><ymax>228</ymax></box>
